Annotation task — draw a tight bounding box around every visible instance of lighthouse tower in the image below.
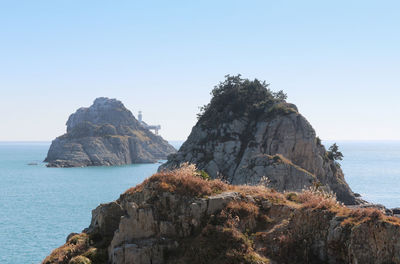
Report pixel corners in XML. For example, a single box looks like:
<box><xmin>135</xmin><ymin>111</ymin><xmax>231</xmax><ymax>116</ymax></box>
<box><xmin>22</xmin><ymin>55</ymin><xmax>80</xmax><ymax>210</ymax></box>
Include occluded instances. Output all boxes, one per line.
<box><xmin>138</xmin><ymin>111</ymin><xmax>143</xmax><ymax>123</ymax></box>
<box><xmin>137</xmin><ymin>111</ymin><xmax>161</xmax><ymax>135</ymax></box>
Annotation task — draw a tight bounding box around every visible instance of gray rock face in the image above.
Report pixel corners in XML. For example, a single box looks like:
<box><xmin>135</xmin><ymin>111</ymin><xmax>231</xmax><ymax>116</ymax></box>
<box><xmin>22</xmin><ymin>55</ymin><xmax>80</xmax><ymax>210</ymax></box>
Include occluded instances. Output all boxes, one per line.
<box><xmin>160</xmin><ymin>78</ymin><xmax>358</xmax><ymax>204</ymax></box>
<box><xmin>45</xmin><ymin>97</ymin><xmax>176</xmax><ymax>167</ymax></box>
<box><xmin>107</xmin><ymin>191</ymin><xmax>240</xmax><ymax>263</ymax></box>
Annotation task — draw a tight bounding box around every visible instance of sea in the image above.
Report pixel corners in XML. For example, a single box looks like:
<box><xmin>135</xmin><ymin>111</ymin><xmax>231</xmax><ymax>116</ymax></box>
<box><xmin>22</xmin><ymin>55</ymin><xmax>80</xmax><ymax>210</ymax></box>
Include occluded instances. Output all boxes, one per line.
<box><xmin>0</xmin><ymin>140</ymin><xmax>400</xmax><ymax>263</ymax></box>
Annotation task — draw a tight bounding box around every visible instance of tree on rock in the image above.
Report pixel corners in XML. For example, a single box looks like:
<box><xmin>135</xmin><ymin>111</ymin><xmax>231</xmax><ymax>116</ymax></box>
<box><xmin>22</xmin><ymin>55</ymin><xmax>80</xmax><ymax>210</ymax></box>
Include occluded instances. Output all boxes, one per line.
<box><xmin>327</xmin><ymin>143</ymin><xmax>343</xmax><ymax>161</ymax></box>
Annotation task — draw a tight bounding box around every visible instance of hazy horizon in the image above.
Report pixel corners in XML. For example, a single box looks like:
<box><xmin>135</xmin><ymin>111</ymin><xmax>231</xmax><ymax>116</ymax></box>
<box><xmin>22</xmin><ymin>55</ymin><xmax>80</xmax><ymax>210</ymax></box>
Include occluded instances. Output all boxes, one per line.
<box><xmin>2</xmin><ymin>1</ymin><xmax>400</xmax><ymax>141</ymax></box>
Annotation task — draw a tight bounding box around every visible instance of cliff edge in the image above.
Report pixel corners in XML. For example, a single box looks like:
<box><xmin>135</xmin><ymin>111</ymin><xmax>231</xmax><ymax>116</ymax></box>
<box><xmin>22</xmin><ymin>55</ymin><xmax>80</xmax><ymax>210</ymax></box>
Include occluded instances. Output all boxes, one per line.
<box><xmin>43</xmin><ymin>165</ymin><xmax>400</xmax><ymax>264</ymax></box>
<box><xmin>45</xmin><ymin>97</ymin><xmax>176</xmax><ymax>167</ymax></box>
<box><xmin>160</xmin><ymin>75</ymin><xmax>358</xmax><ymax>205</ymax></box>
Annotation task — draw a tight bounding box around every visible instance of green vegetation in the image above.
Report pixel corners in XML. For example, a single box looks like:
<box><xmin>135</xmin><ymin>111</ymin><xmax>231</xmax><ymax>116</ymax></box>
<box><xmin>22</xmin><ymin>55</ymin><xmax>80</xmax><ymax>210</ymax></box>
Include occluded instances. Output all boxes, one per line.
<box><xmin>197</xmin><ymin>170</ymin><xmax>211</xmax><ymax>180</ymax></box>
<box><xmin>197</xmin><ymin>75</ymin><xmax>289</xmax><ymax>126</ymax></box>
<box><xmin>327</xmin><ymin>143</ymin><xmax>343</xmax><ymax>161</ymax></box>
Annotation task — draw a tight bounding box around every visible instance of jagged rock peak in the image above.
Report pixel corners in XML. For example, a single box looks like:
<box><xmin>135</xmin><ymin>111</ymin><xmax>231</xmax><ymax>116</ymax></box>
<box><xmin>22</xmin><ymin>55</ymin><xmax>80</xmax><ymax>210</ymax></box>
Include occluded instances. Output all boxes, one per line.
<box><xmin>160</xmin><ymin>75</ymin><xmax>359</xmax><ymax>205</ymax></box>
<box><xmin>45</xmin><ymin>97</ymin><xmax>176</xmax><ymax>167</ymax></box>
<box><xmin>66</xmin><ymin>97</ymin><xmax>137</xmax><ymax>133</ymax></box>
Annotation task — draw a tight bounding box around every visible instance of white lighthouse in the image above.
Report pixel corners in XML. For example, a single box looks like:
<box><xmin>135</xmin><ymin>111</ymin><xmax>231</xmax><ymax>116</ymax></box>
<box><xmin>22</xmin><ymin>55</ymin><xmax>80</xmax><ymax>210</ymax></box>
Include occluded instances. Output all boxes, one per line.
<box><xmin>137</xmin><ymin>111</ymin><xmax>161</xmax><ymax>135</ymax></box>
<box><xmin>138</xmin><ymin>111</ymin><xmax>143</xmax><ymax>123</ymax></box>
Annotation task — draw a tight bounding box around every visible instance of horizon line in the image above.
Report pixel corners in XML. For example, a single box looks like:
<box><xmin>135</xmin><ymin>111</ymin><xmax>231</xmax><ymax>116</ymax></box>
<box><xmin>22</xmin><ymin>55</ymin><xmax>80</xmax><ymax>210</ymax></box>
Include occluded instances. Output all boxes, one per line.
<box><xmin>2</xmin><ymin>139</ymin><xmax>400</xmax><ymax>143</ymax></box>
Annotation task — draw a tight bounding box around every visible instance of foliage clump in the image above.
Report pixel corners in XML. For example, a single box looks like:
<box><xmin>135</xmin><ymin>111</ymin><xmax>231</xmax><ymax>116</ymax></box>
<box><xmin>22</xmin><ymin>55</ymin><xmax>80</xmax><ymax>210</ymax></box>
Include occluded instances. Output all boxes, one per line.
<box><xmin>197</xmin><ymin>170</ymin><xmax>211</xmax><ymax>180</ymax></box>
<box><xmin>197</xmin><ymin>75</ymin><xmax>289</xmax><ymax>126</ymax></box>
<box><xmin>327</xmin><ymin>143</ymin><xmax>343</xmax><ymax>161</ymax></box>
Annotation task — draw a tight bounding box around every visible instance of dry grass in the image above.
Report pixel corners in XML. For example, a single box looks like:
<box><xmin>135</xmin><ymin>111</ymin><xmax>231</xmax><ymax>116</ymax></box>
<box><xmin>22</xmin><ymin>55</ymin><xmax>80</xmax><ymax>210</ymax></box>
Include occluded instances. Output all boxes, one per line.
<box><xmin>220</xmin><ymin>201</ymin><xmax>261</xmax><ymax>231</ymax></box>
<box><xmin>295</xmin><ymin>188</ymin><xmax>400</xmax><ymax>227</ymax></box>
<box><xmin>68</xmin><ymin>256</ymin><xmax>91</xmax><ymax>264</ymax></box>
<box><xmin>297</xmin><ymin>188</ymin><xmax>340</xmax><ymax>210</ymax></box>
<box><xmin>172</xmin><ymin>224</ymin><xmax>271</xmax><ymax>264</ymax></box>
<box><xmin>125</xmin><ymin>163</ymin><xmax>232</xmax><ymax>197</ymax></box>
<box><xmin>340</xmin><ymin>207</ymin><xmax>384</xmax><ymax>226</ymax></box>
<box><xmin>226</xmin><ymin>201</ymin><xmax>260</xmax><ymax>218</ymax></box>
<box><xmin>125</xmin><ymin>164</ymin><xmax>400</xmax><ymax>230</ymax></box>
<box><xmin>42</xmin><ymin>233</ymin><xmax>107</xmax><ymax>264</ymax></box>
<box><xmin>42</xmin><ymin>233</ymin><xmax>90</xmax><ymax>264</ymax></box>
<box><xmin>235</xmin><ymin>185</ymin><xmax>286</xmax><ymax>205</ymax></box>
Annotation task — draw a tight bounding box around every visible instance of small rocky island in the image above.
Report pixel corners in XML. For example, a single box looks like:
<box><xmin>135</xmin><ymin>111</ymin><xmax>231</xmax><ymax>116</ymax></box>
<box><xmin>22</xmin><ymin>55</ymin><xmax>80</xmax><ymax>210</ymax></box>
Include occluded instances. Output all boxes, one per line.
<box><xmin>45</xmin><ymin>97</ymin><xmax>176</xmax><ymax>167</ymax></box>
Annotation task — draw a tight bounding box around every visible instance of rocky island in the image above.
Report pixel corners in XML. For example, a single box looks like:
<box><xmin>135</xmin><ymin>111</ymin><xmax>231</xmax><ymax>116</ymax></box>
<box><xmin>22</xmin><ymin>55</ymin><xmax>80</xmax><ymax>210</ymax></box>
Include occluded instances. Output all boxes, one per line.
<box><xmin>45</xmin><ymin>97</ymin><xmax>176</xmax><ymax>167</ymax></box>
<box><xmin>43</xmin><ymin>76</ymin><xmax>399</xmax><ymax>264</ymax></box>
<box><xmin>161</xmin><ymin>75</ymin><xmax>358</xmax><ymax>205</ymax></box>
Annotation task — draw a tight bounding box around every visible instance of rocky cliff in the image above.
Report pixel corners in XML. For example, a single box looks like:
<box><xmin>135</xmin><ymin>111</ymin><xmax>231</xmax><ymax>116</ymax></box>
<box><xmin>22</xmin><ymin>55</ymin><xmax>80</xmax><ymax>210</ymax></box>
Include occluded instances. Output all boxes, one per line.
<box><xmin>43</xmin><ymin>165</ymin><xmax>400</xmax><ymax>264</ymax></box>
<box><xmin>45</xmin><ymin>97</ymin><xmax>175</xmax><ymax>167</ymax></box>
<box><xmin>160</xmin><ymin>75</ymin><xmax>358</xmax><ymax>204</ymax></box>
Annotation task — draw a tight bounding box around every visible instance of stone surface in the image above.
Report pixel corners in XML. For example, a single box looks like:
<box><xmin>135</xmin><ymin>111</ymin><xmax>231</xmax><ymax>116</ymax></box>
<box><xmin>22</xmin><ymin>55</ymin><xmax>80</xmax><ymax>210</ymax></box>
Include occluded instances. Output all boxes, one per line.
<box><xmin>45</xmin><ymin>97</ymin><xmax>176</xmax><ymax>167</ymax></box>
<box><xmin>160</xmin><ymin>79</ymin><xmax>358</xmax><ymax>204</ymax></box>
<box><xmin>43</xmin><ymin>169</ymin><xmax>400</xmax><ymax>264</ymax></box>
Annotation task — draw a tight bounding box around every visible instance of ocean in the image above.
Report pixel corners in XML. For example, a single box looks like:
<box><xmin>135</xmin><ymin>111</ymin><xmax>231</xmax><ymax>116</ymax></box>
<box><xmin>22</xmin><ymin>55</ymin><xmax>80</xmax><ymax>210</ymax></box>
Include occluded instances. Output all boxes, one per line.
<box><xmin>0</xmin><ymin>140</ymin><xmax>399</xmax><ymax>263</ymax></box>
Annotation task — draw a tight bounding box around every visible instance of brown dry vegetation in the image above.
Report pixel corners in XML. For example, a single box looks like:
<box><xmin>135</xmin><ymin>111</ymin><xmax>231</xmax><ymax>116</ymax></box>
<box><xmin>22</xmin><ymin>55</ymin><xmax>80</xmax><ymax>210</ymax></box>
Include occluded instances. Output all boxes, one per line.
<box><xmin>42</xmin><ymin>234</ymin><xmax>90</xmax><ymax>264</ymax></box>
<box><xmin>124</xmin><ymin>163</ymin><xmax>232</xmax><ymax>197</ymax></box>
<box><xmin>42</xmin><ymin>233</ymin><xmax>107</xmax><ymax>264</ymax></box>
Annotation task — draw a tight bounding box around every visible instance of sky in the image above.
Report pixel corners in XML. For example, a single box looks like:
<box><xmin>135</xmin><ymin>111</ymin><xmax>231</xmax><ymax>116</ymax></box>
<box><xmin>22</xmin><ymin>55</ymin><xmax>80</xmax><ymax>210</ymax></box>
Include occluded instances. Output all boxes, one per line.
<box><xmin>1</xmin><ymin>0</ymin><xmax>400</xmax><ymax>141</ymax></box>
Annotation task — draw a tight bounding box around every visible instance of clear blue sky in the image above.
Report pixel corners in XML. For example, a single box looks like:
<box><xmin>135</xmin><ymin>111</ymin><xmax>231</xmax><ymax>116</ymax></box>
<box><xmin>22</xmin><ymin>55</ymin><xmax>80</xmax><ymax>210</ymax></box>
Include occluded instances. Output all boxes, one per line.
<box><xmin>1</xmin><ymin>0</ymin><xmax>399</xmax><ymax>141</ymax></box>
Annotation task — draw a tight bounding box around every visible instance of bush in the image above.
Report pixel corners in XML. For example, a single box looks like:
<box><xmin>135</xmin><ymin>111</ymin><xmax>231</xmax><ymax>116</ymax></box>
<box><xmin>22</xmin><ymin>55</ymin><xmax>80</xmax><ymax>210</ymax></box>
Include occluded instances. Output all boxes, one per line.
<box><xmin>197</xmin><ymin>74</ymin><xmax>288</xmax><ymax>125</ymax></box>
<box><xmin>198</xmin><ymin>170</ymin><xmax>211</xmax><ymax>180</ymax></box>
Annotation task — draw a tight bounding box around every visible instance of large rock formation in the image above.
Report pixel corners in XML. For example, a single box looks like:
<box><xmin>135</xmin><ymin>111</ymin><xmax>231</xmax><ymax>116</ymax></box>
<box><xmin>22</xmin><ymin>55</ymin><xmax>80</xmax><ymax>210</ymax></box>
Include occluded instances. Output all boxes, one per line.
<box><xmin>45</xmin><ymin>97</ymin><xmax>175</xmax><ymax>167</ymax></box>
<box><xmin>160</xmin><ymin>75</ymin><xmax>358</xmax><ymax>204</ymax></box>
<box><xmin>43</xmin><ymin>166</ymin><xmax>400</xmax><ymax>264</ymax></box>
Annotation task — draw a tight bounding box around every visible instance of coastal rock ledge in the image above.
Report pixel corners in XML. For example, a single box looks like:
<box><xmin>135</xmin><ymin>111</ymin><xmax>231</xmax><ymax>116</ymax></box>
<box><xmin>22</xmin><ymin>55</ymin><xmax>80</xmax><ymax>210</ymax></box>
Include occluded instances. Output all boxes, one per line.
<box><xmin>45</xmin><ymin>97</ymin><xmax>175</xmax><ymax>167</ymax></box>
<box><xmin>43</xmin><ymin>166</ymin><xmax>400</xmax><ymax>264</ymax></box>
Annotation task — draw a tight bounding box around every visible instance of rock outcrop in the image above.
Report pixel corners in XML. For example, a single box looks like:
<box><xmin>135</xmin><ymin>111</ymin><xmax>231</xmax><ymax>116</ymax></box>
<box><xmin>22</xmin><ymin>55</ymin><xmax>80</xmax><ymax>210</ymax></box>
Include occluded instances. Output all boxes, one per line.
<box><xmin>160</xmin><ymin>75</ymin><xmax>358</xmax><ymax>204</ymax></box>
<box><xmin>45</xmin><ymin>97</ymin><xmax>176</xmax><ymax>167</ymax></box>
<box><xmin>43</xmin><ymin>166</ymin><xmax>400</xmax><ymax>264</ymax></box>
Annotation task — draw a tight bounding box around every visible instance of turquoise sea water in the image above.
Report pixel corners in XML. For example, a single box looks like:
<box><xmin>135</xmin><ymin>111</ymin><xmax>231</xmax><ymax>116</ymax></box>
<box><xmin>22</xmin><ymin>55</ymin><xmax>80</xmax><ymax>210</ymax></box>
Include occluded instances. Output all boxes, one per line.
<box><xmin>0</xmin><ymin>140</ymin><xmax>400</xmax><ymax>263</ymax></box>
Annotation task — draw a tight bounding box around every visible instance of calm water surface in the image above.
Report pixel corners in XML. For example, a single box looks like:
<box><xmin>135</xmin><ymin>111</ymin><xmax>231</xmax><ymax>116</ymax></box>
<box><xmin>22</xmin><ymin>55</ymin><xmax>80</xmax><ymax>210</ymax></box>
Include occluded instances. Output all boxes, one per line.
<box><xmin>0</xmin><ymin>140</ymin><xmax>399</xmax><ymax>263</ymax></box>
